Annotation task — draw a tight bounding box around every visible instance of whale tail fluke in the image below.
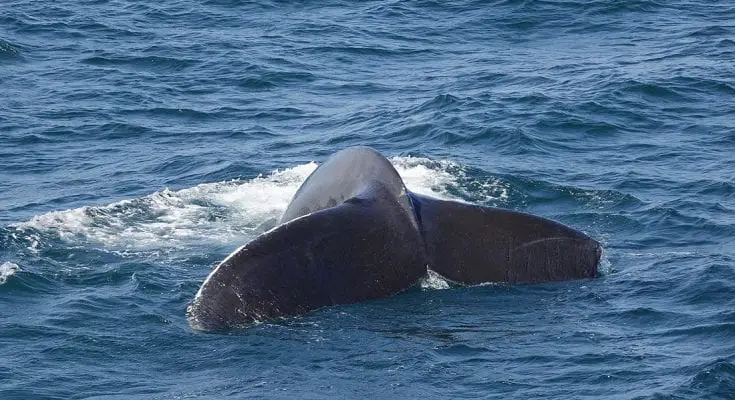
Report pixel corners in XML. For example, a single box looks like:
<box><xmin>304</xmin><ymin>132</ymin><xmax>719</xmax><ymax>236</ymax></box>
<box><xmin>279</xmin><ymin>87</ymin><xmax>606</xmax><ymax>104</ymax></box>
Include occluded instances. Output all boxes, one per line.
<box><xmin>187</xmin><ymin>183</ymin><xmax>427</xmax><ymax>331</ymax></box>
<box><xmin>409</xmin><ymin>193</ymin><xmax>600</xmax><ymax>285</ymax></box>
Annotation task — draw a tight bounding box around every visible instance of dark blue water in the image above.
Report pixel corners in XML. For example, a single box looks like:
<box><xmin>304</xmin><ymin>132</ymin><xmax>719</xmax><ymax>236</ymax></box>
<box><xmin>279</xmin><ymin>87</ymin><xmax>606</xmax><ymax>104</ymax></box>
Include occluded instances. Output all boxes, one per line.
<box><xmin>2</xmin><ymin>0</ymin><xmax>734</xmax><ymax>398</ymax></box>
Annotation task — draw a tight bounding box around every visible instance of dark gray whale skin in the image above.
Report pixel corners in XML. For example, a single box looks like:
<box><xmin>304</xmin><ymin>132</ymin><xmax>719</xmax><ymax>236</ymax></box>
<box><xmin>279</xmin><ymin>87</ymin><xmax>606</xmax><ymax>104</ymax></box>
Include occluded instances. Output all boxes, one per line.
<box><xmin>187</xmin><ymin>147</ymin><xmax>601</xmax><ymax>331</ymax></box>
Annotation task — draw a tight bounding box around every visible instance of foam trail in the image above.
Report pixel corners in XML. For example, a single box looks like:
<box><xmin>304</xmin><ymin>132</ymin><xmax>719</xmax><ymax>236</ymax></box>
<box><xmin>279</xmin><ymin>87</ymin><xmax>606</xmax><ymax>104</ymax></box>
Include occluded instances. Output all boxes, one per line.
<box><xmin>10</xmin><ymin>157</ymin><xmax>482</xmax><ymax>254</ymax></box>
<box><xmin>0</xmin><ymin>262</ymin><xmax>19</xmax><ymax>284</ymax></box>
<box><xmin>11</xmin><ymin>162</ymin><xmax>318</xmax><ymax>253</ymax></box>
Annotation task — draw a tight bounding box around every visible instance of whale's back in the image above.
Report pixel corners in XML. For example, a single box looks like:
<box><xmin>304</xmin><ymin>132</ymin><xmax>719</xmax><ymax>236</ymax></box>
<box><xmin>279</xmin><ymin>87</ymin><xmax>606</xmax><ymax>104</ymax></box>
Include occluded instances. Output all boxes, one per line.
<box><xmin>279</xmin><ymin>147</ymin><xmax>414</xmax><ymax>224</ymax></box>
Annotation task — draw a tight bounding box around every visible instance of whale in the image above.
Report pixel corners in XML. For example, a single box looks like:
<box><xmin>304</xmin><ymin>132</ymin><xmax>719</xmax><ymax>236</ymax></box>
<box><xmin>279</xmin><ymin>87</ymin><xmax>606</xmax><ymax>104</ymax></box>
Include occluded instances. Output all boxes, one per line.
<box><xmin>187</xmin><ymin>147</ymin><xmax>601</xmax><ymax>331</ymax></box>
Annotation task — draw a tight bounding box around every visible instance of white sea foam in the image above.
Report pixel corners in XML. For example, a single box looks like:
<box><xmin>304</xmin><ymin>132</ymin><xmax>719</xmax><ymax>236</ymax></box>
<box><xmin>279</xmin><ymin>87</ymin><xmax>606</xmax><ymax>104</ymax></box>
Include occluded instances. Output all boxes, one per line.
<box><xmin>390</xmin><ymin>156</ymin><xmax>461</xmax><ymax>199</ymax></box>
<box><xmin>12</xmin><ymin>162</ymin><xmax>317</xmax><ymax>253</ymax></box>
<box><xmin>0</xmin><ymin>262</ymin><xmax>19</xmax><ymax>284</ymax></box>
<box><xmin>392</xmin><ymin>155</ymin><xmax>509</xmax><ymax>204</ymax></box>
<box><xmin>12</xmin><ymin>157</ymin><xmax>485</xmax><ymax>254</ymax></box>
<box><xmin>419</xmin><ymin>269</ymin><xmax>451</xmax><ymax>290</ymax></box>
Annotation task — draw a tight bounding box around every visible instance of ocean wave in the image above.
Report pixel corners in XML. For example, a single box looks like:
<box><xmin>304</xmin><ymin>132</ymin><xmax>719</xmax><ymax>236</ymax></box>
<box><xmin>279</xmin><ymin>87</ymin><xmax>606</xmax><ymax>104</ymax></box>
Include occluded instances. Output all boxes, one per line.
<box><xmin>678</xmin><ymin>359</ymin><xmax>735</xmax><ymax>399</ymax></box>
<box><xmin>82</xmin><ymin>54</ymin><xmax>199</xmax><ymax>73</ymax></box>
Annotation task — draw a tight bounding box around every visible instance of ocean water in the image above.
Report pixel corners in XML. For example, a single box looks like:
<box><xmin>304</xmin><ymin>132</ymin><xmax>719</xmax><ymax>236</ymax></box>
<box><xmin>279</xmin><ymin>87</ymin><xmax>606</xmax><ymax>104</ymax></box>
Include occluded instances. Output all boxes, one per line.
<box><xmin>1</xmin><ymin>0</ymin><xmax>734</xmax><ymax>398</ymax></box>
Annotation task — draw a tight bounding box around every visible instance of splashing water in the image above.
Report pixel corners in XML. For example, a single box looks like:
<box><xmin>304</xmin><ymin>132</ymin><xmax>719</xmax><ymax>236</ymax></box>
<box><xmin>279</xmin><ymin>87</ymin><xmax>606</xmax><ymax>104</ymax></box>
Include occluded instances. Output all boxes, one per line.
<box><xmin>0</xmin><ymin>262</ymin><xmax>19</xmax><ymax>284</ymax></box>
<box><xmin>10</xmin><ymin>157</ymin><xmax>496</xmax><ymax>257</ymax></box>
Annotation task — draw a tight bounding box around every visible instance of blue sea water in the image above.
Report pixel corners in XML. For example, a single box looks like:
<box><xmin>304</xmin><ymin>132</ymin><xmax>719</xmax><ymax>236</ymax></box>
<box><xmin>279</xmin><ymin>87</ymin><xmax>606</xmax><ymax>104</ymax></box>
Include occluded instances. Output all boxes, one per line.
<box><xmin>1</xmin><ymin>0</ymin><xmax>734</xmax><ymax>398</ymax></box>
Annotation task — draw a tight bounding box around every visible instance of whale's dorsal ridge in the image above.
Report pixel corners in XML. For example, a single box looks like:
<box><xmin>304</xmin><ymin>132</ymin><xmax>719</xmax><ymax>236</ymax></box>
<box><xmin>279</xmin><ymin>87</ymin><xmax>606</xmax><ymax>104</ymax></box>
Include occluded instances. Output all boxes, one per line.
<box><xmin>279</xmin><ymin>146</ymin><xmax>413</xmax><ymax>225</ymax></box>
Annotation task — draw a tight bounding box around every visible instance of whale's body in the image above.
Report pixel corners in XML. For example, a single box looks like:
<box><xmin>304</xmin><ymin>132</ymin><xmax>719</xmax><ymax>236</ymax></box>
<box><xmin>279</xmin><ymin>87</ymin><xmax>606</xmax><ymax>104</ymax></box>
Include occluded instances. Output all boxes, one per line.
<box><xmin>187</xmin><ymin>147</ymin><xmax>601</xmax><ymax>331</ymax></box>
